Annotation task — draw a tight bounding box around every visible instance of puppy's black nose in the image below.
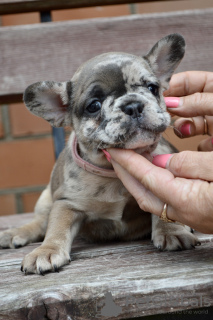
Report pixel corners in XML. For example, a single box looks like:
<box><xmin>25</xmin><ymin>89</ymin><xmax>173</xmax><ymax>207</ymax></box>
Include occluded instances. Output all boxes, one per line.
<box><xmin>122</xmin><ymin>102</ymin><xmax>144</xmax><ymax>118</ymax></box>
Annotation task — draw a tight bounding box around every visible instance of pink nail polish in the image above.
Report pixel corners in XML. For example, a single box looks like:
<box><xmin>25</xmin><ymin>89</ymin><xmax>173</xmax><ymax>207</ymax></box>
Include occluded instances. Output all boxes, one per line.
<box><xmin>102</xmin><ymin>150</ymin><xmax>111</xmax><ymax>162</ymax></box>
<box><xmin>164</xmin><ymin>97</ymin><xmax>180</xmax><ymax>108</ymax></box>
<box><xmin>179</xmin><ymin>123</ymin><xmax>191</xmax><ymax>136</ymax></box>
<box><xmin>152</xmin><ymin>154</ymin><xmax>172</xmax><ymax>168</ymax></box>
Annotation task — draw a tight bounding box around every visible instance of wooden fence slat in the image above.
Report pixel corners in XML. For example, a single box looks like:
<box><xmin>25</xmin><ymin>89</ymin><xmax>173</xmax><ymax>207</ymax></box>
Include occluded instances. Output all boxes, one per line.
<box><xmin>1</xmin><ymin>9</ymin><xmax>213</xmax><ymax>104</ymax></box>
<box><xmin>0</xmin><ymin>0</ymin><xmax>183</xmax><ymax>15</ymax></box>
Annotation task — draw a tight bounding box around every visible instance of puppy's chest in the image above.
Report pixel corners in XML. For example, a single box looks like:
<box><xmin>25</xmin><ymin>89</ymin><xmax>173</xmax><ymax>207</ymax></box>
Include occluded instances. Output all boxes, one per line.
<box><xmin>64</xmin><ymin>163</ymin><xmax>130</xmax><ymax>220</ymax></box>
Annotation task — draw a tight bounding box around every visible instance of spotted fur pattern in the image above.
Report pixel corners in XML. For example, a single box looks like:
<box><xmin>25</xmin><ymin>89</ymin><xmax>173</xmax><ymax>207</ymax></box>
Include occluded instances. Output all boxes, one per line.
<box><xmin>0</xmin><ymin>34</ymin><xmax>200</xmax><ymax>275</ymax></box>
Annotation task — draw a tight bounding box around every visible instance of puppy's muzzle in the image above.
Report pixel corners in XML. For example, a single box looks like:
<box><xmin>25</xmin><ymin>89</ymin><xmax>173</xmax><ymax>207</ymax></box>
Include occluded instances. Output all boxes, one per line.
<box><xmin>122</xmin><ymin>102</ymin><xmax>144</xmax><ymax>119</ymax></box>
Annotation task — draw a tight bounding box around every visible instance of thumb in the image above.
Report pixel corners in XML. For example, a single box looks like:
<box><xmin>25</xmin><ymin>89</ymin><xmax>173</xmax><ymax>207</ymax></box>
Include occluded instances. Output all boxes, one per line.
<box><xmin>152</xmin><ymin>151</ymin><xmax>213</xmax><ymax>181</ymax></box>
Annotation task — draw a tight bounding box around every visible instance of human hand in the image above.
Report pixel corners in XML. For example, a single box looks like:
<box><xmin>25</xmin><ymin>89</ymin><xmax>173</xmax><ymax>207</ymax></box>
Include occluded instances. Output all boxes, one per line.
<box><xmin>106</xmin><ymin>148</ymin><xmax>213</xmax><ymax>234</ymax></box>
<box><xmin>164</xmin><ymin>71</ymin><xmax>213</xmax><ymax>151</ymax></box>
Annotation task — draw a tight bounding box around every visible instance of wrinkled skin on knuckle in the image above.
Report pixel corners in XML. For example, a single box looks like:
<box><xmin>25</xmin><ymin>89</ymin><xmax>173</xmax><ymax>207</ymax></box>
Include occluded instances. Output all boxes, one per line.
<box><xmin>196</xmin><ymin>182</ymin><xmax>213</xmax><ymax>224</ymax></box>
<box><xmin>170</xmin><ymin>178</ymin><xmax>197</xmax><ymax>219</ymax></box>
<box><xmin>193</xmin><ymin>92</ymin><xmax>203</xmax><ymax>106</ymax></box>
<box><xmin>174</xmin><ymin>179</ymin><xmax>212</xmax><ymax>232</ymax></box>
<box><xmin>136</xmin><ymin>191</ymin><xmax>152</xmax><ymax>213</ymax></box>
<box><xmin>138</xmin><ymin>166</ymin><xmax>157</xmax><ymax>192</ymax></box>
<box><xmin>169</xmin><ymin>151</ymin><xmax>191</xmax><ymax>177</ymax></box>
<box><xmin>193</xmin><ymin>92</ymin><xmax>210</xmax><ymax>114</ymax></box>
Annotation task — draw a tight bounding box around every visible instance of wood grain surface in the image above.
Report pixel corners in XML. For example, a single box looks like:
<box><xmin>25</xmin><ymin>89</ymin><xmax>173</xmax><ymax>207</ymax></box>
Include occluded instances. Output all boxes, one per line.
<box><xmin>1</xmin><ymin>9</ymin><xmax>213</xmax><ymax>103</ymax></box>
<box><xmin>0</xmin><ymin>0</ymin><xmax>182</xmax><ymax>15</ymax></box>
<box><xmin>0</xmin><ymin>213</ymin><xmax>213</xmax><ymax>319</ymax></box>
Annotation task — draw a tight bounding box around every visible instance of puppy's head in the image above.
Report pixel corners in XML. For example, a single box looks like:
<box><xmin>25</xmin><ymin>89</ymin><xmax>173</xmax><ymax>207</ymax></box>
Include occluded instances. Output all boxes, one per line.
<box><xmin>24</xmin><ymin>34</ymin><xmax>185</xmax><ymax>154</ymax></box>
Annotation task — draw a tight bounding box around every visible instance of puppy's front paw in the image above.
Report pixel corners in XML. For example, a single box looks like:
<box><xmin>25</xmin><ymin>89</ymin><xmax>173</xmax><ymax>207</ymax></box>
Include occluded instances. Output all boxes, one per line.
<box><xmin>152</xmin><ymin>226</ymin><xmax>200</xmax><ymax>251</ymax></box>
<box><xmin>21</xmin><ymin>245</ymin><xmax>71</xmax><ymax>275</ymax></box>
<box><xmin>0</xmin><ymin>228</ymin><xmax>30</xmax><ymax>249</ymax></box>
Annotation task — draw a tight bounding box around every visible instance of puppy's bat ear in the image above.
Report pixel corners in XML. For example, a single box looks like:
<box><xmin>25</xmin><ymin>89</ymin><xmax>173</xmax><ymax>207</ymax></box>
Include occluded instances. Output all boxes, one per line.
<box><xmin>23</xmin><ymin>81</ymin><xmax>72</xmax><ymax>127</ymax></box>
<box><xmin>144</xmin><ymin>33</ymin><xmax>185</xmax><ymax>89</ymax></box>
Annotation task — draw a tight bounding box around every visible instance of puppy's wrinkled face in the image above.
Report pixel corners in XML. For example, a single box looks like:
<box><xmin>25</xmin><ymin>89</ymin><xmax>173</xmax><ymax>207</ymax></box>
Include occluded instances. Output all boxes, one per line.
<box><xmin>24</xmin><ymin>34</ymin><xmax>185</xmax><ymax>154</ymax></box>
<box><xmin>71</xmin><ymin>53</ymin><xmax>170</xmax><ymax>153</ymax></box>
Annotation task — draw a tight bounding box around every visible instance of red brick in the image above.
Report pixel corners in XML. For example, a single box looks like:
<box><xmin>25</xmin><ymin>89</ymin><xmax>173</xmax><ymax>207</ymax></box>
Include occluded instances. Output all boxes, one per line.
<box><xmin>52</xmin><ymin>5</ymin><xmax>130</xmax><ymax>21</ymax></box>
<box><xmin>1</xmin><ymin>5</ymin><xmax>130</xmax><ymax>27</ymax></box>
<box><xmin>163</xmin><ymin>128</ymin><xmax>204</xmax><ymax>152</ymax></box>
<box><xmin>9</xmin><ymin>103</ymin><xmax>51</xmax><ymax>137</ymax></box>
<box><xmin>136</xmin><ymin>0</ymin><xmax>212</xmax><ymax>14</ymax></box>
<box><xmin>22</xmin><ymin>191</ymin><xmax>42</xmax><ymax>213</ymax></box>
<box><xmin>1</xmin><ymin>12</ymin><xmax>39</xmax><ymax>26</ymax></box>
<box><xmin>0</xmin><ymin>111</ymin><xmax>4</xmax><ymax>139</ymax></box>
<box><xmin>0</xmin><ymin>138</ymin><xmax>55</xmax><ymax>189</ymax></box>
<box><xmin>0</xmin><ymin>194</ymin><xmax>16</xmax><ymax>216</ymax></box>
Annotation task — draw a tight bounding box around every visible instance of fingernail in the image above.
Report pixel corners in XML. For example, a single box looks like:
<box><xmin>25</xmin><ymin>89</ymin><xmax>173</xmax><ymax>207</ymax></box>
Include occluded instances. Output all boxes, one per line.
<box><xmin>152</xmin><ymin>154</ymin><xmax>172</xmax><ymax>168</ymax></box>
<box><xmin>164</xmin><ymin>97</ymin><xmax>180</xmax><ymax>108</ymax></box>
<box><xmin>102</xmin><ymin>150</ymin><xmax>111</xmax><ymax>162</ymax></box>
<box><xmin>179</xmin><ymin>123</ymin><xmax>191</xmax><ymax>136</ymax></box>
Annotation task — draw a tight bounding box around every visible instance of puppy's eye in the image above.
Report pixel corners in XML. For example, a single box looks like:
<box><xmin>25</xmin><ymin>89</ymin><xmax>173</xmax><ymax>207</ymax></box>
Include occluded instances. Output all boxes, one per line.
<box><xmin>148</xmin><ymin>84</ymin><xmax>159</xmax><ymax>96</ymax></box>
<box><xmin>86</xmin><ymin>100</ymin><xmax>102</xmax><ymax>113</ymax></box>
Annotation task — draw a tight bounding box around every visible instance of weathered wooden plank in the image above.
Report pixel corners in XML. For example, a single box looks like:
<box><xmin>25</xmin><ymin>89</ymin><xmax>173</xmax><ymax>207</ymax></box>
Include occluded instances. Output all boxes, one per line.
<box><xmin>0</xmin><ymin>214</ymin><xmax>213</xmax><ymax>319</ymax></box>
<box><xmin>0</xmin><ymin>213</ymin><xmax>34</xmax><ymax>231</ymax></box>
<box><xmin>0</xmin><ymin>0</ymin><xmax>183</xmax><ymax>15</ymax></box>
<box><xmin>1</xmin><ymin>241</ymin><xmax>213</xmax><ymax>319</ymax></box>
<box><xmin>1</xmin><ymin>212</ymin><xmax>212</xmax><ymax>241</ymax></box>
<box><xmin>1</xmin><ymin>9</ymin><xmax>213</xmax><ymax>104</ymax></box>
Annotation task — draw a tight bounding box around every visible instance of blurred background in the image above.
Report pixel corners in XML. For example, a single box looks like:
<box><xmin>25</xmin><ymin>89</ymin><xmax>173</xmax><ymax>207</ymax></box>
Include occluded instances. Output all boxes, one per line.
<box><xmin>0</xmin><ymin>0</ymin><xmax>212</xmax><ymax>216</ymax></box>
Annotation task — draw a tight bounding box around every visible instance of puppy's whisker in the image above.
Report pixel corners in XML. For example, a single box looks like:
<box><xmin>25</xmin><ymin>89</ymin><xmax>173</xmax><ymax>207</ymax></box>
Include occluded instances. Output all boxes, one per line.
<box><xmin>97</xmin><ymin>140</ymin><xmax>104</xmax><ymax>149</ymax></box>
<box><xmin>168</xmin><ymin>124</ymin><xmax>183</xmax><ymax>138</ymax></box>
<box><xmin>163</xmin><ymin>131</ymin><xmax>169</xmax><ymax>139</ymax></box>
<box><xmin>118</xmin><ymin>134</ymin><xmax>126</xmax><ymax>144</ymax></box>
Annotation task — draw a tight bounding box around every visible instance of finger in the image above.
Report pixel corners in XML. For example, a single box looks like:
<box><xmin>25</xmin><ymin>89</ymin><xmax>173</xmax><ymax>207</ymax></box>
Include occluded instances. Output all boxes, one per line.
<box><xmin>164</xmin><ymin>71</ymin><xmax>213</xmax><ymax>97</ymax></box>
<box><xmin>112</xmin><ymin>159</ymin><xmax>182</xmax><ymax>224</ymax></box>
<box><xmin>111</xmin><ymin>160</ymin><xmax>163</xmax><ymax>216</ymax></box>
<box><xmin>198</xmin><ymin>137</ymin><xmax>213</xmax><ymax>151</ymax></box>
<box><xmin>153</xmin><ymin>151</ymin><xmax>213</xmax><ymax>181</ymax></box>
<box><xmin>166</xmin><ymin>92</ymin><xmax>213</xmax><ymax>117</ymax></box>
<box><xmin>108</xmin><ymin>149</ymin><xmax>179</xmax><ymax>206</ymax></box>
<box><xmin>109</xmin><ymin>149</ymin><xmax>213</xmax><ymax>232</ymax></box>
<box><xmin>205</xmin><ymin>115</ymin><xmax>213</xmax><ymax>135</ymax></box>
<box><xmin>173</xmin><ymin>116</ymin><xmax>213</xmax><ymax>138</ymax></box>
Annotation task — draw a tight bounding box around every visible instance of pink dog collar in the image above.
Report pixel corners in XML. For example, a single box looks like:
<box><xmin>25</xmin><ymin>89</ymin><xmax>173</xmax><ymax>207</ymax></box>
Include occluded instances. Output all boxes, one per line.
<box><xmin>71</xmin><ymin>134</ymin><xmax>117</xmax><ymax>178</ymax></box>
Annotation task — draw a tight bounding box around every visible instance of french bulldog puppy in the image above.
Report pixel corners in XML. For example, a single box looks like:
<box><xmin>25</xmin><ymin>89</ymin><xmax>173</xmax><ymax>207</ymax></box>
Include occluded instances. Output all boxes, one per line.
<box><xmin>0</xmin><ymin>34</ymin><xmax>200</xmax><ymax>275</ymax></box>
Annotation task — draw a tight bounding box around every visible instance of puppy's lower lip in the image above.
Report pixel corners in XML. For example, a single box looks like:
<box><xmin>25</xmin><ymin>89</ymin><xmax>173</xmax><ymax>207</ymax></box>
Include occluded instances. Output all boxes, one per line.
<box><xmin>133</xmin><ymin>147</ymin><xmax>148</xmax><ymax>153</ymax></box>
<box><xmin>141</xmin><ymin>152</ymin><xmax>153</xmax><ymax>161</ymax></box>
<box><xmin>132</xmin><ymin>149</ymin><xmax>153</xmax><ymax>161</ymax></box>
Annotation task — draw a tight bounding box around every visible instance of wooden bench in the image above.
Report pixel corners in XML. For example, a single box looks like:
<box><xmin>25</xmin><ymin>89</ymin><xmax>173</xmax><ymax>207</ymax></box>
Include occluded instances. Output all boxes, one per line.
<box><xmin>1</xmin><ymin>1</ymin><xmax>213</xmax><ymax>319</ymax></box>
<box><xmin>1</xmin><ymin>214</ymin><xmax>213</xmax><ymax>319</ymax></box>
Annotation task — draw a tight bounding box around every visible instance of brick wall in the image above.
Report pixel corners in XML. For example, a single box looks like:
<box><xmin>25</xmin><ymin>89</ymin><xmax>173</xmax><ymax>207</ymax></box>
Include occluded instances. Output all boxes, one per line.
<box><xmin>0</xmin><ymin>0</ymin><xmax>212</xmax><ymax>216</ymax></box>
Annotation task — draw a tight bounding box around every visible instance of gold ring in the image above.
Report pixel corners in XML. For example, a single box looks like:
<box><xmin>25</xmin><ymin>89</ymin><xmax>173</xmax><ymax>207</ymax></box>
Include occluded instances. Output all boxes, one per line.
<box><xmin>160</xmin><ymin>203</ymin><xmax>176</xmax><ymax>223</ymax></box>
<box><xmin>203</xmin><ymin>117</ymin><xmax>208</xmax><ymax>135</ymax></box>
